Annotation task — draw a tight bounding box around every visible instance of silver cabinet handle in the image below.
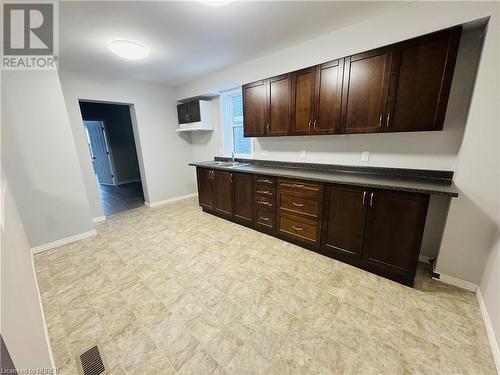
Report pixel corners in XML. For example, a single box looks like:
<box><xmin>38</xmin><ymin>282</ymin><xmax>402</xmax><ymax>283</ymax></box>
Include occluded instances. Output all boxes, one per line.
<box><xmin>260</xmin><ymin>216</ymin><xmax>270</xmax><ymax>221</ymax></box>
<box><xmin>293</xmin><ymin>183</ymin><xmax>304</xmax><ymax>188</ymax></box>
<box><xmin>257</xmin><ymin>200</ymin><xmax>271</xmax><ymax>206</ymax></box>
<box><xmin>313</xmin><ymin>120</ymin><xmax>317</xmax><ymax>130</ymax></box>
<box><xmin>308</xmin><ymin>120</ymin><xmax>312</xmax><ymax>131</ymax></box>
<box><xmin>266</xmin><ymin>123</ymin><xmax>270</xmax><ymax>133</ymax></box>
<box><xmin>292</xmin><ymin>202</ymin><xmax>304</xmax><ymax>207</ymax></box>
<box><xmin>256</xmin><ymin>190</ymin><xmax>271</xmax><ymax>194</ymax></box>
<box><xmin>362</xmin><ymin>191</ymin><xmax>367</xmax><ymax>206</ymax></box>
<box><xmin>292</xmin><ymin>225</ymin><xmax>303</xmax><ymax>231</ymax></box>
<box><xmin>258</xmin><ymin>179</ymin><xmax>272</xmax><ymax>184</ymax></box>
<box><xmin>379</xmin><ymin>114</ymin><xmax>383</xmax><ymax>128</ymax></box>
<box><xmin>386</xmin><ymin>113</ymin><xmax>391</xmax><ymax>128</ymax></box>
<box><xmin>370</xmin><ymin>192</ymin><xmax>374</xmax><ymax>207</ymax></box>
<box><xmin>230</xmin><ymin>173</ymin><xmax>234</xmax><ymax>183</ymax></box>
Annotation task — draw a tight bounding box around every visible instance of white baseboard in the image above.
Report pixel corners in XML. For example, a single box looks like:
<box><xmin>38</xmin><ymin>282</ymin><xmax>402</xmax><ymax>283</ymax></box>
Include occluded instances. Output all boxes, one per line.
<box><xmin>30</xmin><ymin>252</ymin><xmax>56</xmax><ymax>369</ymax></box>
<box><xmin>418</xmin><ymin>255</ymin><xmax>431</xmax><ymax>264</ymax></box>
<box><xmin>92</xmin><ymin>216</ymin><xmax>106</xmax><ymax>224</ymax></box>
<box><xmin>432</xmin><ymin>272</ymin><xmax>477</xmax><ymax>292</ymax></box>
<box><xmin>476</xmin><ymin>287</ymin><xmax>500</xmax><ymax>373</ymax></box>
<box><xmin>145</xmin><ymin>193</ymin><xmax>198</xmax><ymax>208</ymax></box>
<box><xmin>31</xmin><ymin>230</ymin><xmax>97</xmax><ymax>254</ymax></box>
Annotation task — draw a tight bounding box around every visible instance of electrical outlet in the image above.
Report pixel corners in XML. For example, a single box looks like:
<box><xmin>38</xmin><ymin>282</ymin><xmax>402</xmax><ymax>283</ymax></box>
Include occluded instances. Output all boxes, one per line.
<box><xmin>361</xmin><ymin>151</ymin><xmax>370</xmax><ymax>162</ymax></box>
<box><xmin>300</xmin><ymin>150</ymin><xmax>307</xmax><ymax>159</ymax></box>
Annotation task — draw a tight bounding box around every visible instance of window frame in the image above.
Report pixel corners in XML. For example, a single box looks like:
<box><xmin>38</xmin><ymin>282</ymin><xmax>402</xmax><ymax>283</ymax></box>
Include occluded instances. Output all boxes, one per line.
<box><xmin>221</xmin><ymin>88</ymin><xmax>254</xmax><ymax>158</ymax></box>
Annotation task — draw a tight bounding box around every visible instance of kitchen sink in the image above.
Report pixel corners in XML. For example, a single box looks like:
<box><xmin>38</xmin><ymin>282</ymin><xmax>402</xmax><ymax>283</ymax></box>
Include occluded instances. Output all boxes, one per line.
<box><xmin>203</xmin><ymin>161</ymin><xmax>249</xmax><ymax>168</ymax></box>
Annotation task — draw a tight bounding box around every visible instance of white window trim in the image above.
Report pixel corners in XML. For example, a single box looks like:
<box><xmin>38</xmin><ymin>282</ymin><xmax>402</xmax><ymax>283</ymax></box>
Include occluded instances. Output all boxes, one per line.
<box><xmin>221</xmin><ymin>88</ymin><xmax>254</xmax><ymax>158</ymax></box>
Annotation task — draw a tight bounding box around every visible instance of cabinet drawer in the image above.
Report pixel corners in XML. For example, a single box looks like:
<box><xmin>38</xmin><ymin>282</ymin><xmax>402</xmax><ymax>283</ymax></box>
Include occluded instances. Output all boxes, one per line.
<box><xmin>279</xmin><ymin>179</ymin><xmax>321</xmax><ymax>199</ymax></box>
<box><xmin>255</xmin><ymin>185</ymin><xmax>274</xmax><ymax>197</ymax></box>
<box><xmin>255</xmin><ymin>195</ymin><xmax>274</xmax><ymax>208</ymax></box>
<box><xmin>278</xmin><ymin>213</ymin><xmax>318</xmax><ymax>243</ymax></box>
<box><xmin>256</xmin><ymin>207</ymin><xmax>274</xmax><ymax>229</ymax></box>
<box><xmin>254</xmin><ymin>175</ymin><xmax>275</xmax><ymax>186</ymax></box>
<box><xmin>279</xmin><ymin>192</ymin><xmax>319</xmax><ymax>218</ymax></box>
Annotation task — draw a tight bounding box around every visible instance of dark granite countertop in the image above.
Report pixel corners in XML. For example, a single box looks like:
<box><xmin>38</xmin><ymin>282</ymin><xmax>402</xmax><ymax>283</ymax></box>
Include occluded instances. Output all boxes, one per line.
<box><xmin>189</xmin><ymin>159</ymin><xmax>459</xmax><ymax>197</ymax></box>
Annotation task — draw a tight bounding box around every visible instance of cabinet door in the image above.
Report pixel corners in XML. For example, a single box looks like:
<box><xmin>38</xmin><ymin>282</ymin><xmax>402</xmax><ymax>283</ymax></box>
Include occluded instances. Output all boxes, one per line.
<box><xmin>385</xmin><ymin>27</ymin><xmax>461</xmax><ymax>132</ymax></box>
<box><xmin>362</xmin><ymin>189</ymin><xmax>429</xmax><ymax>286</ymax></box>
<box><xmin>291</xmin><ymin>67</ymin><xmax>316</xmax><ymax>135</ymax></box>
<box><xmin>321</xmin><ymin>185</ymin><xmax>367</xmax><ymax>264</ymax></box>
<box><xmin>214</xmin><ymin>170</ymin><xmax>233</xmax><ymax>217</ymax></box>
<box><xmin>243</xmin><ymin>80</ymin><xmax>266</xmax><ymax>137</ymax></box>
<box><xmin>196</xmin><ymin>168</ymin><xmax>214</xmax><ymax>209</ymax></box>
<box><xmin>268</xmin><ymin>73</ymin><xmax>291</xmax><ymax>136</ymax></box>
<box><xmin>233</xmin><ymin>172</ymin><xmax>253</xmax><ymax>225</ymax></box>
<box><xmin>341</xmin><ymin>47</ymin><xmax>392</xmax><ymax>134</ymax></box>
<box><xmin>177</xmin><ymin>103</ymin><xmax>189</xmax><ymax>124</ymax></box>
<box><xmin>188</xmin><ymin>100</ymin><xmax>201</xmax><ymax>123</ymax></box>
<box><xmin>315</xmin><ymin>59</ymin><xmax>344</xmax><ymax>134</ymax></box>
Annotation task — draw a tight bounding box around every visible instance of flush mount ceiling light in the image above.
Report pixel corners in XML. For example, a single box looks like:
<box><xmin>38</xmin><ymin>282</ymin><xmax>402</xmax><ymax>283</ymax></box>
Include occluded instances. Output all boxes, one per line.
<box><xmin>199</xmin><ymin>0</ymin><xmax>234</xmax><ymax>6</ymax></box>
<box><xmin>108</xmin><ymin>40</ymin><xmax>149</xmax><ymax>60</ymax></box>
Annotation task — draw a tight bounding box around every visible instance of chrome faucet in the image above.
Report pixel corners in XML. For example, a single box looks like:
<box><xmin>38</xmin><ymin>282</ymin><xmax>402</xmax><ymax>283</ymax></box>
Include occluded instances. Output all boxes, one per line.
<box><xmin>231</xmin><ymin>152</ymin><xmax>235</xmax><ymax>162</ymax></box>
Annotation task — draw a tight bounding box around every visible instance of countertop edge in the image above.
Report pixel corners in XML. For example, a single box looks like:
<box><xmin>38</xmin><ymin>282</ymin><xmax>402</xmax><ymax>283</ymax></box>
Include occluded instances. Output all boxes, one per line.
<box><xmin>189</xmin><ymin>162</ymin><xmax>459</xmax><ymax>198</ymax></box>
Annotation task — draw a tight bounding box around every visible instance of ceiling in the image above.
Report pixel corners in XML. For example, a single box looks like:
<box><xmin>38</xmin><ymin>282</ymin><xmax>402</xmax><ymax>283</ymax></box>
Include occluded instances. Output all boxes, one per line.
<box><xmin>59</xmin><ymin>1</ymin><xmax>403</xmax><ymax>86</ymax></box>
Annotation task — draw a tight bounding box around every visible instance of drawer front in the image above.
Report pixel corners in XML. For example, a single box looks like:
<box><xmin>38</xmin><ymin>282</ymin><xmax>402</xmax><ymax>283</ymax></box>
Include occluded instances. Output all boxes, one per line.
<box><xmin>256</xmin><ymin>207</ymin><xmax>274</xmax><ymax>229</ymax></box>
<box><xmin>279</xmin><ymin>192</ymin><xmax>319</xmax><ymax>218</ymax></box>
<box><xmin>279</xmin><ymin>178</ymin><xmax>321</xmax><ymax>199</ymax></box>
<box><xmin>255</xmin><ymin>195</ymin><xmax>274</xmax><ymax>208</ymax></box>
<box><xmin>279</xmin><ymin>213</ymin><xmax>318</xmax><ymax>243</ymax></box>
<box><xmin>254</xmin><ymin>175</ymin><xmax>275</xmax><ymax>186</ymax></box>
<box><xmin>255</xmin><ymin>185</ymin><xmax>274</xmax><ymax>197</ymax></box>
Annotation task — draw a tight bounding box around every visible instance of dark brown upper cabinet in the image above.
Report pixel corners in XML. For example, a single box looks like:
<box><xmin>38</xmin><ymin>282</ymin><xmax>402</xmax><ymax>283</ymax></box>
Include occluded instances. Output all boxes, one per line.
<box><xmin>315</xmin><ymin>59</ymin><xmax>344</xmax><ymax>134</ymax></box>
<box><xmin>291</xmin><ymin>59</ymin><xmax>343</xmax><ymax>135</ymax></box>
<box><xmin>177</xmin><ymin>100</ymin><xmax>201</xmax><ymax>124</ymax></box>
<box><xmin>267</xmin><ymin>73</ymin><xmax>292</xmax><ymax>136</ymax></box>
<box><xmin>243</xmin><ymin>80</ymin><xmax>267</xmax><ymax>137</ymax></box>
<box><xmin>341</xmin><ymin>47</ymin><xmax>393</xmax><ymax>134</ymax></box>
<box><xmin>385</xmin><ymin>27</ymin><xmax>461</xmax><ymax>132</ymax></box>
<box><xmin>243</xmin><ymin>26</ymin><xmax>461</xmax><ymax>137</ymax></box>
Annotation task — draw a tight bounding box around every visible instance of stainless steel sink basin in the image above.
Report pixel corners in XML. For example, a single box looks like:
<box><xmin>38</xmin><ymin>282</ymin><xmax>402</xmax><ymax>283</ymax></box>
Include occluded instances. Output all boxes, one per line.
<box><xmin>203</xmin><ymin>161</ymin><xmax>249</xmax><ymax>168</ymax></box>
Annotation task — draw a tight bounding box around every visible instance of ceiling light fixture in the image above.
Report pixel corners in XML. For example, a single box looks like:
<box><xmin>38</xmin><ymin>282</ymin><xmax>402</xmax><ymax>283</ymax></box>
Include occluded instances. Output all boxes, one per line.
<box><xmin>108</xmin><ymin>39</ymin><xmax>149</xmax><ymax>60</ymax></box>
<box><xmin>199</xmin><ymin>0</ymin><xmax>234</xmax><ymax>6</ymax></box>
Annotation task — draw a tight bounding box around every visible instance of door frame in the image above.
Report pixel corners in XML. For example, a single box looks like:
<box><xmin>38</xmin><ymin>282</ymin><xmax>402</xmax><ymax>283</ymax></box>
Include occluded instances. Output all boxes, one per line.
<box><xmin>84</xmin><ymin>118</ymin><xmax>117</xmax><ymax>186</ymax></box>
<box><xmin>78</xmin><ymin>99</ymin><xmax>149</xmax><ymax>214</ymax></box>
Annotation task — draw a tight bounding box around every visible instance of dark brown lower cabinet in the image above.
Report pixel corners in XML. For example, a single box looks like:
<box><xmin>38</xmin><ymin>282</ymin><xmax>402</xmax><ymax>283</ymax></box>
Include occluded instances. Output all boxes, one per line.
<box><xmin>321</xmin><ymin>184</ymin><xmax>429</xmax><ymax>286</ymax></box>
<box><xmin>214</xmin><ymin>170</ymin><xmax>233</xmax><ymax>217</ymax></box>
<box><xmin>233</xmin><ymin>173</ymin><xmax>254</xmax><ymax>224</ymax></box>
<box><xmin>196</xmin><ymin>167</ymin><xmax>214</xmax><ymax>209</ymax></box>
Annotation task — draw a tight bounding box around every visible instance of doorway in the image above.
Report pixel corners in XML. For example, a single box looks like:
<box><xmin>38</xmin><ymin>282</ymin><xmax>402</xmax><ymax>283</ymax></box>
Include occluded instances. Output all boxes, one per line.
<box><xmin>79</xmin><ymin>101</ymin><xmax>144</xmax><ymax>216</ymax></box>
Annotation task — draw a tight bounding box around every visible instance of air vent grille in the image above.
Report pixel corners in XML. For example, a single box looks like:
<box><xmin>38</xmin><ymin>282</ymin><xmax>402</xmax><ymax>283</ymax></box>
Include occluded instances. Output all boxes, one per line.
<box><xmin>76</xmin><ymin>344</ymin><xmax>108</xmax><ymax>375</ymax></box>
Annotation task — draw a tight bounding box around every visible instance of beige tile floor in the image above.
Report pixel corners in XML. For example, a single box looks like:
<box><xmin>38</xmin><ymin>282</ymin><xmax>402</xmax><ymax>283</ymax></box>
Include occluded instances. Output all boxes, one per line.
<box><xmin>34</xmin><ymin>197</ymin><xmax>497</xmax><ymax>375</ymax></box>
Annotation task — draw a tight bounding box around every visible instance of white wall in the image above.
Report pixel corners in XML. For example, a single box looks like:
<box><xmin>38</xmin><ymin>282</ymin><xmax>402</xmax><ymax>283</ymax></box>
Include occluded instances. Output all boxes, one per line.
<box><xmin>59</xmin><ymin>70</ymin><xmax>195</xmax><ymax>218</ymax></box>
<box><xmin>1</xmin><ymin>70</ymin><xmax>94</xmax><ymax>247</ymax></box>
<box><xmin>1</xmin><ymin>173</ymin><xmax>54</xmax><ymax>370</ymax></box>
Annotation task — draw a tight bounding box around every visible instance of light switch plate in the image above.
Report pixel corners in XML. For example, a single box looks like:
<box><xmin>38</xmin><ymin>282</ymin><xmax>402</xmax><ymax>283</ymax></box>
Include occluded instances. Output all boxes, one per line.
<box><xmin>361</xmin><ymin>151</ymin><xmax>370</xmax><ymax>162</ymax></box>
<box><xmin>300</xmin><ymin>150</ymin><xmax>307</xmax><ymax>159</ymax></box>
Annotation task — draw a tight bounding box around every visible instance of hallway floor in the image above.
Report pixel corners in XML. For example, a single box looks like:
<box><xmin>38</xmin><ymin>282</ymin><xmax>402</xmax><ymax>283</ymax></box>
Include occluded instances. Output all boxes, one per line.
<box><xmin>34</xmin><ymin>197</ymin><xmax>497</xmax><ymax>375</ymax></box>
<box><xmin>98</xmin><ymin>181</ymin><xmax>144</xmax><ymax>216</ymax></box>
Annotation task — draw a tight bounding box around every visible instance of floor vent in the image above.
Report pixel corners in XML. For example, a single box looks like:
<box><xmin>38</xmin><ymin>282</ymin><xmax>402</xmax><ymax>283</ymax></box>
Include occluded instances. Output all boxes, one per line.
<box><xmin>76</xmin><ymin>344</ymin><xmax>109</xmax><ymax>375</ymax></box>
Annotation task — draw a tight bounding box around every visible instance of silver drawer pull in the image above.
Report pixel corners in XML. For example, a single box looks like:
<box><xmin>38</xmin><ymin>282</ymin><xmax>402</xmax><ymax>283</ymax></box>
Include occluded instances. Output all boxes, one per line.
<box><xmin>260</xmin><ymin>216</ymin><xmax>270</xmax><ymax>221</ymax></box>
<box><xmin>257</xmin><ymin>200</ymin><xmax>271</xmax><ymax>206</ymax></box>
<box><xmin>293</xmin><ymin>184</ymin><xmax>305</xmax><ymax>188</ymax></box>
<box><xmin>258</xmin><ymin>179</ymin><xmax>272</xmax><ymax>184</ymax></box>
<box><xmin>257</xmin><ymin>190</ymin><xmax>271</xmax><ymax>194</ymax></box>
<box><xmin>292</xmin><ymin>202</ymin><xmax>303</xmax><ymax>207</ymax></box>
<box><xmin>292</xmin><ymin>225</ymin><xmax>303</xmax><ymax>231</ymax></box>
